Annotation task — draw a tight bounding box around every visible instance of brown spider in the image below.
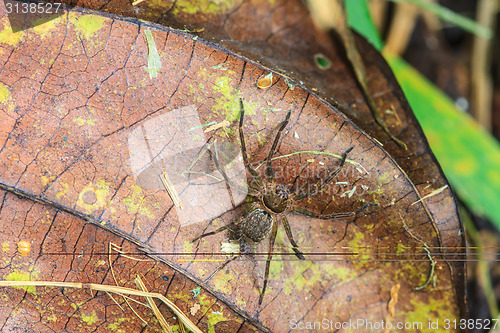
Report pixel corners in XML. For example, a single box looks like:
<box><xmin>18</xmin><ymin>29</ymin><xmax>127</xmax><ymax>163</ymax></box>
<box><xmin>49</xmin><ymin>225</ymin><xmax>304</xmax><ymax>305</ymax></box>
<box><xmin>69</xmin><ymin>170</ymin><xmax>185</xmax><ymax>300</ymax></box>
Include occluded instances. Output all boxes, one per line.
<box><xmin>193</xmin><ymin>99</ymin><xmax>374</xmax><ymax>305</ymax></box>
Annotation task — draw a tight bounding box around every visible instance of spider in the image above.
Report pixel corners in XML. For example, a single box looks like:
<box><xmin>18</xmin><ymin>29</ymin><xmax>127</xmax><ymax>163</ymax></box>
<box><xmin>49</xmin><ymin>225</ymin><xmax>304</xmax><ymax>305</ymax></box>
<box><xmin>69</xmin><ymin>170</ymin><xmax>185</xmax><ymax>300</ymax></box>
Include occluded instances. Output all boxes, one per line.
<box><xmin>193</xmin><ymin>99</ymin><xmax>374</xmax><ymax>305</ymax></box>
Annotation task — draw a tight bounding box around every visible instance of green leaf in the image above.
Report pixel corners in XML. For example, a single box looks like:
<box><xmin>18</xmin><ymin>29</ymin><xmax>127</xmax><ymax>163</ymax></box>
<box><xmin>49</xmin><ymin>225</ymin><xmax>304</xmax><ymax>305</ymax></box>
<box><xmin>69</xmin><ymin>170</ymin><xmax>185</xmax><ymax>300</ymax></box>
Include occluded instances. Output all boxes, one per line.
<box><xmin>346</xmin><ymin>1</ymin><xmax>500</xmax><ymax>228</ymax></box>
<box><xmin>386</xmin><ymin>54</ymin><xmax>500</xmax><ymax>228</ymax></box>
<box><xmin>345</xmin><ymin>0</ymin><xmax>383</xmax><ymax>50</ymax></box>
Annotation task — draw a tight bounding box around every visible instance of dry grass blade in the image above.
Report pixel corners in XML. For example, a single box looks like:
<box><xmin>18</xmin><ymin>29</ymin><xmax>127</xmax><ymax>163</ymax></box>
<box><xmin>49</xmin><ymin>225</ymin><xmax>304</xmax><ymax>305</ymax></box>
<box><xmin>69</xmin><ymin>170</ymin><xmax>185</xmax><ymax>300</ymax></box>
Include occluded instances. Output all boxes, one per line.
<box><xmin>204</xmin><ymin>120</ymin><xmax>231</xmax><ymax>133</ymax></box>
<box><xmin>160</xmin><ymin>171</ymin><xmax>183</xmax><ymax>208</ymax></box>
<box><xmin>411</xmin><ymin>185</ymin><xmax>448</xmax><ymax>205</ymax></box>
<box><xmin>108</xmin><ymin>242</ymin><xmax>148</xmax><ymax>325</ymax></box>
<box><xmin>135</xmin><ymin>275</ymin><xmax>173</xmax><ymax>333</ymax></box>
<box><xmin>0</xmin><ymin>280</ymin><xmax>203</xmax><ymax>333</ymax></box>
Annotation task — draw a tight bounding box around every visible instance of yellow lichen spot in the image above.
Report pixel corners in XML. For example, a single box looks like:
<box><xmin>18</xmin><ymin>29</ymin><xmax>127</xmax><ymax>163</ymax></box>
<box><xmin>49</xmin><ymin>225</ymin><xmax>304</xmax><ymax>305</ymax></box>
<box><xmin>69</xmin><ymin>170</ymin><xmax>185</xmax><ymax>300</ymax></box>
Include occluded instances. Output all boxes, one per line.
<box><xmin>197</xmin><ymin>268</ymin><xmax>209</xmax><ymax>277</ymax></box>
<box><xmin>55</xmin><ymin>182</ymin><xmax>70</xmax><ymax>199</ymax></box>
<box><xmin>0</xmin><ymin>83</ymin><xmax>10</xmax><ymax>104</ymax></box>
<box><xmin>5</xmin><ymin>270</ymin><xmax>37</xmax><ymax>294</ymax></box>
<box><xmin>46</xmin><ymin>314</ymin><xmax>57</xmax><ymax>323</ymax></box>
<box><xmin>196</xmin><ymin>294</ymin><xmax>212</xmax><ymax>308</ymax></box>
<box><xmin>183</xmin><ymin>240</ymin><xmax>193</xmax><ymax>255</ymax></box>
<box><xmin>400</xmin><ymin>293</ymin><xmax>457</xmax><ymax>332</ymax></box>
<box><xmin>106</xmin><ymin>317</ymin><xmax>128</xmax><ymax>331</ymax></box>
<box><xmin>32</xmin><ymin>15</ymin><xmax>65</xmax><ymax>39</ymax></box>
<box><xmin>206</xmin><ymin>311</ymin><xmax>227</xmax><ymax>333</ymax></box>
<box><xmin>73</xmin><ymin>116</ymin><xmax>95</xmax><ymax>127</ymax></box>
<box><xmin>146</xmin><ymin>0</ymin><xmax>176</xmax><ymax>12</ymax></box>
<box><xmin>123</xmin><ymin>184</ymin><xmax>155</xmax><ymax>218</ymax></box>
<box><xmin>2</xmin><ymin>241</ymin><xmax>10</xmax><ymax>253</ymax></box>
<box><xmin>283</xmin><ymin>261</ymin><xmax>356</xmax><ymax>295</ymax></box>
<box><xmin>82</xmin><ymin>310</ymin><xmax>98</xmax><ymax>325</ymax></box>
<box><xmin>76</xmin><ymin>180</ymin><xmax>111</xmax><ymax>214</ymax></box>
<box><xmin>212</xmin><ymin>76</ymin><xmax>237</xmax><ymax>116</ymax></box>
<box><xmin>69</xmin><ymin>14</ymin><xmax>107</xmax><ymax>40</ymax></box>
<box><xmin>213</xmin><ymin>269</ymin><xmax>237</xmax><ymax>295</ymax></box>
<box><xmin>0</xmin><ymin>18</ymin><xmax>23</xmax><ymax>46</ymax></box>
<box><xmin>172</xmin><ymin>0</ymin><xmax>239</xmax><ymax>16</ymax></box>
<box><xmin>172</xmin><ymin>290</ymin><xmax>192</xmax><ymax>304</ymax></box>
<box><xmin>40</xmin><ymin>175</ymin><xmax>56</xmax><ymax>186</ymax></box>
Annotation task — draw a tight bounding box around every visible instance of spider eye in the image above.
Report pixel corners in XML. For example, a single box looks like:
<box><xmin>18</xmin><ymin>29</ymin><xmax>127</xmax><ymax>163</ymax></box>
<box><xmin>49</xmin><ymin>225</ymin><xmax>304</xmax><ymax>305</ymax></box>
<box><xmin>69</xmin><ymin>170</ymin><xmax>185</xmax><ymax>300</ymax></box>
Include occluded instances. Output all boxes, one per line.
<box><xmin>276</xmin><ymin>184</ymin><xmax>289</xmax><ymax>200</ymax></box>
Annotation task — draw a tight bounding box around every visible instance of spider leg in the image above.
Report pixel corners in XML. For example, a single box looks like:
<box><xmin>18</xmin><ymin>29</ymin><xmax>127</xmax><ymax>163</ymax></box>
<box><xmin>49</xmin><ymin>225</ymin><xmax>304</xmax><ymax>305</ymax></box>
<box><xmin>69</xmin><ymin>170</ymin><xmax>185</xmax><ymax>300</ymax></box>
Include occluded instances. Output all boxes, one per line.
<box><xmin>294</xmin><ymin>147</ymin><xmax>353</xmax><ymax>201</ymax></box>
<box><xmin>210</xmin><ymin>140</ymin><xmax>259</xmax><ymax>197</ymax></box>
<box><xmin>192</xmin><ymin>223</ymin><xmax>233</xmax><ymax>243</ymax></box>
<box><xmin>264</xmin><ymin>110</ymin><xmax>291</xmax><ymax>183</ymax></box>
<box><xmin>280</xmin><ymin>215</ymin><xmax>305</xmax><ymax>260</ymax></box>
<box><xmin>205</xmin><ymin>255</ymin><xmax>240</xmax><ymax>282</ymax></box>
<box><xmin>259</xmin><ymin>220</ymin><xmax>278</xmax><ymax>305</ymax></box>
<box><xmin>239</xmin><ymin>99</ymin><xmax>263</xmax><ymax>189</ymax></box>
<box><xmin>192</xmin><ymin>211</ymin><xmax>251</xmax><ymax>243</ymax></box>
<box><xmin>292</xmin><ymin>203</ymin><xmax>378</xmax><ymax>220</ymax></box>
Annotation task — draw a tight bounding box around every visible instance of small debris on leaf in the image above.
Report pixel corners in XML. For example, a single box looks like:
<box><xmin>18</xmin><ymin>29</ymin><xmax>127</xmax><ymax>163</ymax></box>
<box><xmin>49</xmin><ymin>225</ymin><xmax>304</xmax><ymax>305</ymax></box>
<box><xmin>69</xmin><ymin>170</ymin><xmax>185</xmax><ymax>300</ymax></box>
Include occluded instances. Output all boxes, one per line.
<box><xmin>257</xmin><ymin>73</ymin><xmax>274</xmax><ymax>90</ymax></box>
<box><xmin>313</xmin><ymin>53</ymin><xmax>332</xmax><ymax>70</ymax></box>
<box><xmin>190</xmin><ymin>287</ymin><xmax>201</xmax><ymax>299</ymax></box>
<box><xmin>190</xmin><ymin>303</ymin><xmax>201</xmax><ymax>316</ymax></box>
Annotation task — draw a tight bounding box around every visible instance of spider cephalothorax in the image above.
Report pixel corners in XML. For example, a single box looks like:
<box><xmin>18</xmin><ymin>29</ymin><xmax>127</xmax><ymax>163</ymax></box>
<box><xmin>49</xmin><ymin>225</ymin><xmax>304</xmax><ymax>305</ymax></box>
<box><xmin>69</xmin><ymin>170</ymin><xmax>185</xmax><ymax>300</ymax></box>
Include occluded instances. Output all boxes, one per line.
<box><xmin>262</xmin><ymin>183</ymin><xmax>290</xmax><ymax>214</ymax></box>
<box><xmin>193</xmin><ymin>99</ymin><xmax>375</xmax><ymax>305</ymax></box>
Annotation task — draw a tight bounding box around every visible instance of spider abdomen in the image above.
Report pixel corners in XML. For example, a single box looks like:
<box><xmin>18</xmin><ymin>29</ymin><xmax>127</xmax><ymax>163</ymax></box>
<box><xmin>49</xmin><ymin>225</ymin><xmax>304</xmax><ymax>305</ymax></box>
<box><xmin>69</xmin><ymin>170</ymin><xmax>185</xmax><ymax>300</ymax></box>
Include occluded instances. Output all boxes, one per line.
<box><xmin>240</xmin><ymin>209</ymin><xmax>273</xmax><ymax>243</ymax></box>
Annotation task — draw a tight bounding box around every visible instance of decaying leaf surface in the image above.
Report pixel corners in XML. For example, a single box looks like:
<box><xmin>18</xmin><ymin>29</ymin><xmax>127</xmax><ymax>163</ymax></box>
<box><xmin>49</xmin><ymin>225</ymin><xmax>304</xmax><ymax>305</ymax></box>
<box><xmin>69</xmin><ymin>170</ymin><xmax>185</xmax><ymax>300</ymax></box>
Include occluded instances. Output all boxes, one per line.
<box><xmin>0</xmin><ymin>2</ymin><xmax>464</xmax><ymax>333</ymax></box>
<box><xmin>57</xmin><ymin>0</ymin><xmax>466</xmax><ymax>316</ymax></box>
<box><xmin>0</xmin><ymin>188</ymin><xmax>261</xmax><ymax>332</ymax></box>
